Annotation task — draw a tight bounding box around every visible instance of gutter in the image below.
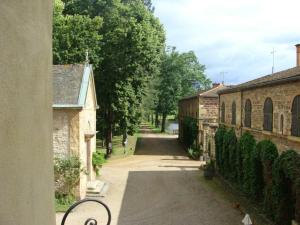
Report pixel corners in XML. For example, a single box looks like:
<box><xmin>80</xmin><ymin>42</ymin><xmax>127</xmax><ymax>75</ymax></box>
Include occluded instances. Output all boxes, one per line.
<box><xmin>53</xmin><ymin>104</ymin><xmax>83</xmax><ymax>109</ymax></box>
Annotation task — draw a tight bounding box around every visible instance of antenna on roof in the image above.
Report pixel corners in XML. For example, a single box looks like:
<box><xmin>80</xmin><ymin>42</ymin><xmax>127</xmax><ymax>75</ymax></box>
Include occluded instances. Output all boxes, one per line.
<box><xmin>220</xmin><ymin>71</ymin><xmax>227</xmax><ymax>84</ymax></box>
<box><xmin>271</xmin><ymin>48</ymin><xmax>276</xmax><ymax>74</ymax></box>
<box><xmin>85</xmin><ymin>49</ymin><xmax>89</xmax><ymax>65</ymax></box>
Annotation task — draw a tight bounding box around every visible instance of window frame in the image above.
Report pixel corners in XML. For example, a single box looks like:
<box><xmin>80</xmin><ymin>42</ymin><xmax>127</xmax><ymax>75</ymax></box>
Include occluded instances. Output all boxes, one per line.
<box><xmin>231</xmin><ymin>101</ymin><xmax>236</xmax><ymax>125</ymax></box>
<box><xmin>221</xmin><ymin>102</ymin><xmax>225</xmax><ymax>123</ymax></box>
<box><xmin>263</xmin><ymin>97</ymin><xmax>273</xmax><ymax>132</ymax></box>
<box><xmin>244</xmin><ymin>99</ymin><xmax>252</xmax><ymax>128</ymax></box>
<box><xmin>291</xmin><ymin>95</ymin><xmax>300</xmax><ymax>137</ymax></box>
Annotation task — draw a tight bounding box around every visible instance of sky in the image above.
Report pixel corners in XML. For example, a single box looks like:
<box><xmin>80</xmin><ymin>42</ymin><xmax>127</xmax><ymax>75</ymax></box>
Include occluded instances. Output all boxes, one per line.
<box><xmin>152</xmin><ymin>0</ymin><xmax>300</xmax><ymax>84</ymax></box>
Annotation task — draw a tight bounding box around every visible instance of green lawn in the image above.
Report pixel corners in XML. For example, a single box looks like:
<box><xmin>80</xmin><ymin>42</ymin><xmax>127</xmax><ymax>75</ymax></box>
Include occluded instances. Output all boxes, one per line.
<box><xmin>96</xmin><ymin>133</ymin><xmax>139</xmax><ymax>159</ymax></box>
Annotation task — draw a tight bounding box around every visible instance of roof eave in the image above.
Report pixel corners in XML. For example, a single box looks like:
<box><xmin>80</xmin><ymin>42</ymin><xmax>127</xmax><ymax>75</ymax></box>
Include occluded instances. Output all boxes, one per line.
<box><xmin>218</xmin><ymin>75</ymin><xmax>300</xmax><ymax>95</ymax></box>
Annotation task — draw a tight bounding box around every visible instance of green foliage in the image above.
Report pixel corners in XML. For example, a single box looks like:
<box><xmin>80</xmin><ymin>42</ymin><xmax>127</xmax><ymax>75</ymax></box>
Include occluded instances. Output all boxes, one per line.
<box><xmin>53</xmin><ymin>0</ymin><xmax>103</xmax><ymax>66</ymax></box>
<box><xmin>57</xmin><ymin>0</ymin><xmax>166</xmax><ymax>154</ymax></box>
<box><xmin>214</xmin><ymin>125</ymin><xmax>226</xmax><ymax>171</ymax></box>
<box><xmin>272</xmin><ymin>150</ymin><xmax>300</xmax><ymax>225</ymax></box>
<box><xmin>252</xmin><ymin>140</ymin><xmax>278</xmax><ymax>204</ymax></box>
<box><xmin>155</xmin><ymin>48</ymin><xmax>211</xmax><ymax>131</ymax></box>
<box><xmin>54</xmin><ymin>156</ymin><xmax>82</xmax><ymax>198</ymax></box>
<box><xmin>182</xmin><ymin>117</ymin><xmax>198</xmax><ymax>147</ymax></box>
<box><xmin>215</xmin><ymin>127</ymin><xmax>300</xmax><ymax>225</ymax></box>
<box><xmin>92</xmin><ymin>151</ymin><xmax>106</xmax><ymax>176</ymax></box>
<box><xmin>238</xmin><ymin>132</ymin><xmax>256</xmax><ymax>195</ymax></box>
<box><xmin>55</xmin><ymin>194</ymin><xmax>75</xmax><ymax>212</ymax></box>
<box><xmin>222</xmin><ymin>129</ymin><xmax>238</xmax><ymax>180</ymax></box>
<box><xmin>187</xmin><ymin>145</ymin><xmax>201</xmax><ymax>160</ymax></box>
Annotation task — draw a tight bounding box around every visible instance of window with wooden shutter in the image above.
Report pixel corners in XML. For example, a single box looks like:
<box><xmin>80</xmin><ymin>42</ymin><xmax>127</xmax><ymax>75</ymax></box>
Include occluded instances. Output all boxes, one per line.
<box><xmin>221</xmin><ymin>102</ymin><xmax>225</xmax><ymax>123</ymax></box>
<box><xmin>263</xmin><ymin>98</ymin><xmax>273</xmax><ymax>131</ymax></box>
<box><xmin>291</xmin><ymin>95</ymin><xmax>300</xmax><ymax>137</ymax></box>
<box><xmin>232</xmin><ymin>101</ymin><xmax>236</xmax><ymax>125</ymax></box>
<box><xmin>244</xmin><ymin>99</ymin><xmax>252</xmax><ymax>128</ymax></box>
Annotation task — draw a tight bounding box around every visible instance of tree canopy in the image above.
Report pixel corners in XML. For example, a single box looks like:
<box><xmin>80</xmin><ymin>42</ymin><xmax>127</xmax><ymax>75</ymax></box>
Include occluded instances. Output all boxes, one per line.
<box><xmin>53</xmin><ymin>0</ymin><xmax>103</xmax><ymax>66</ymax></box>
<box><xmin>155</xmin><ymin>47</ymin><xmax>211</xmax><ymax>132</ymax></box>
<box><xmin>54</xmin><ymin>0</ymin><xmax>165</xmax><ymax>155</ymax></box>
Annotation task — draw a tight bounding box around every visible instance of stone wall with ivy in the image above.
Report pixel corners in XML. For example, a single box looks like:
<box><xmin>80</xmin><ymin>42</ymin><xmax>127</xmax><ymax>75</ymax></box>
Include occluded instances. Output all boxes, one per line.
<box><xmin>215</xmin><ymin>126</ymin><xmax>300</xmax><ymax>225</ymax></box>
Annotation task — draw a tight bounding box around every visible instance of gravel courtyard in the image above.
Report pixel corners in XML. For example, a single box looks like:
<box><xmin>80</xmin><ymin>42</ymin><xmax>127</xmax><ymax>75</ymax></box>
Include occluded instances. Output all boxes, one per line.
<box><xmin>56</xmin><ymin>128</ymin><xmax>244</xmax><ymax>225</ymax></box>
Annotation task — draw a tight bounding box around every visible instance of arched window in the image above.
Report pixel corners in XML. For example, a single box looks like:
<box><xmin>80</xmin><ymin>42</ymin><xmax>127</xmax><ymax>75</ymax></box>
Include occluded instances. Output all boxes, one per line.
<box><xmin>221</xmin><ymin>102</ymin><xmax>225</xmax><ymax>123</ymax></box>
<box><xmin>291</xmin><ymin>95</ymin><xmax>300</xmax><ymax>137</ymax></box>
<box><xmin>231</xmin><ymin>101</ymin><xmax>236</xmax><ymax>125</ymax></box>
<box><xmin>244</xmin><ymin>99</ymin><xmax>252</xmax><ymax>128</ymax></box>
<box><xmin>263</xmin><ymin>98</ymin><xmax>273</xmax><ymax>131</ymax></box>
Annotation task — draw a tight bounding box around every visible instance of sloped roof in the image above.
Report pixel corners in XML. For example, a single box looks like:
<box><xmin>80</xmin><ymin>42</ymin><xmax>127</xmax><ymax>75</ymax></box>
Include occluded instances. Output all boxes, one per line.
<box><xmin>218</xmin><ymin>66</ymin><xmax>300</xmax><ymax>94</ymax></box>
<box><xmin>180</xmin><ymin>84</ymin><xmax>230</xmax><ymax>101</ymax></box>
<box><xmin>53</xmin><ymin>64</ymin><xmax>95</xmax><ymax>108</ymax></box>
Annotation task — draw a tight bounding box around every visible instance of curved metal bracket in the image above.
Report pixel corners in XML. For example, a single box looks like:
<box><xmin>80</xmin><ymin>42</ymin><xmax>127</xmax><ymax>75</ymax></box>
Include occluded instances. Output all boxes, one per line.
<box><xmin>61</xmin><ymin>199</ymin><xmax>111</xmax><ymax>225</ymax></box>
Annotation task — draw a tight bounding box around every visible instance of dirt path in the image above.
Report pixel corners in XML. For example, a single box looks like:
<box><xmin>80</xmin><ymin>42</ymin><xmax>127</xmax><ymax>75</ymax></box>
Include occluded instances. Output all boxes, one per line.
<box><xmin>56</xmin><ymin>128</ymin><xmax>243</xmax><ymax>225</ymax></box>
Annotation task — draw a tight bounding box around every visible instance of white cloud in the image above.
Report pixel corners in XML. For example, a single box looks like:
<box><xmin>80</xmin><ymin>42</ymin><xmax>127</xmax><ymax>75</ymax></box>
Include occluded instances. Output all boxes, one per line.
<box><xmin>152</xmin><ymin>0</ymin><xmax>300</xmax><ymax>84</ymax></box>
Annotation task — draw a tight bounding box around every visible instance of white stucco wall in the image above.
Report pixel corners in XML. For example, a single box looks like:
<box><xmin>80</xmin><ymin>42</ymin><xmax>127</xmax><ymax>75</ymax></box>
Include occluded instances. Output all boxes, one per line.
<box><xmin>79</xmin><ymin>75</ymin><xmax>97</xmax><ymax>198</ymax></box>
<box><xmin>0</xmin><ymin>1</ymin><xmax>55</xmax><ymax>225</ymax></box>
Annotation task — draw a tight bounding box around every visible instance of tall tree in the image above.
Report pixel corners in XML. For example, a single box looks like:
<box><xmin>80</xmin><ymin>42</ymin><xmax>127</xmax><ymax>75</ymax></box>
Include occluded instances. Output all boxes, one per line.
<box><xmin>59</xmin><ymin>0</ymin><xmax>165</xmax><ymax>156</ymax></box>
<box><xmin>53</xmin><ymin>0</ymin><xmax>103</xmax><ymax>66</ymax></box>
<box><xmin>156</xmin><ymin>48</ymin><xmax>211</xmax><ymax>132</ymax></box>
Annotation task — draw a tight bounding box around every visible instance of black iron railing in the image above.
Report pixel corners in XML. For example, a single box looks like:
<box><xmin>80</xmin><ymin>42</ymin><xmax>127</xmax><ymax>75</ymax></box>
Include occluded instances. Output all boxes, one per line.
<box><xmin>61</xmin><ymin>199</ymin><xmax>111</xmax><ymax>225</ymax></box>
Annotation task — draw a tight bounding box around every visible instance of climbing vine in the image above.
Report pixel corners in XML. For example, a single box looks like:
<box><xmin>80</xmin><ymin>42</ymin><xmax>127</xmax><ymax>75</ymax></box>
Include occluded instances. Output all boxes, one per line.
<box><xmin>182</xmin><ymin>117</ymin><xmax>198</xmax><ymax>147</ymax></box>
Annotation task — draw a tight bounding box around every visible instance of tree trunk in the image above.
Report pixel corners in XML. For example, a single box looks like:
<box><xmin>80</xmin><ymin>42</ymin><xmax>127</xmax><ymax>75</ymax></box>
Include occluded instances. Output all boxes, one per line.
<box><xmin>105</xmin><ymin>110</ymin><xmax>113</xmax><ymax>157</ymax></box>
<box><xmin>155</xmin><ymin>111</ymin><xmax>159</xmax><ymax>128</ymax></box>
<box><xmin>151</xmin><ymin>114</ymin><xmax>154</xmax><ymax>125</ymax></box>
<box><xmin>161</xmin><ymin>113</ymin><xmax>167</xmax><ymax>133</ymax></box>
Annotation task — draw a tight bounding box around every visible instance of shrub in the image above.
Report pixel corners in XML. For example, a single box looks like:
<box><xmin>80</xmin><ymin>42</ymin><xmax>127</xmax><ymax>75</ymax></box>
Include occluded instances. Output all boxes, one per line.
<box><xmin>272</xmin><ymin>150</ymin><xmax>300</xmax><ymax>225</ymax></box>
<box><xmin>92</xmin><ymin>150</ymin><xmax>106</xmax><ymax>176</ymax></box>
<box><xmin>238</xmin><ymin>131</ymin><xmax>256</xmax><ymax>195</ymax></box>
<box><xmin>223</xmin><ymin>128</ymin><xmax>237</xmax><ymax>180</ymax></box>
<box><xmin>182</xmin><ymin>117</ymin><xmax>198</xmax><ymax>147</ymax></box>
<box><xmin>215</xmin><ymin>125</ymin><xmax>226</xmax><ymax>171</ymax></box>
<box><xmin>188</xmin><ymin>147</ymin><xmax>200</xmax><ymax>160</ymax></box>
<box><xmin>54</xmin><ymin>156</ymin><xmax>82</xmax><ymax>199</ymax></box>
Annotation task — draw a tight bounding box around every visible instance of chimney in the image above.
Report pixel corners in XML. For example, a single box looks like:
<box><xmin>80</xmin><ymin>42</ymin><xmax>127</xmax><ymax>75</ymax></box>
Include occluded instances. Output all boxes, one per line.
<box><xmin>212</xmin><ymin>83</ymin><xmax>220</xmax><ymax>88</ymax></box>
<box><xmin>296</xmin><ymin>44</ymin><xmax>300</xmax><ymax>67</ymax></box>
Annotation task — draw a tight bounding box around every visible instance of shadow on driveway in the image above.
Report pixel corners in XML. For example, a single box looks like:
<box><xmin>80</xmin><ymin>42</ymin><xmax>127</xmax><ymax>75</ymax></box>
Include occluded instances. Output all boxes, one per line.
<box><xmin>117</xmin><ymin>170</ymin><xmax>243</xmax><ymax>225</ymax></box>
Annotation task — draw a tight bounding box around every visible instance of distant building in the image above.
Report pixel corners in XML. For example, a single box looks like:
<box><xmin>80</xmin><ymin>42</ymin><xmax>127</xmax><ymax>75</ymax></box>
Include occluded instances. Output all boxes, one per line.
<box><xmin>218</xmin><ymin>44</ymin><xmax>300</xmax><ymax>153</ymax></box>
<box><xmin>178</xmin><ymin>84</ymin><xmax>229</xmax><ymax>157</ymax></box>
<box><xmin>53</xmin><ymin>64</ymin><xmax>98</xmax><ymax>199</ymax></box>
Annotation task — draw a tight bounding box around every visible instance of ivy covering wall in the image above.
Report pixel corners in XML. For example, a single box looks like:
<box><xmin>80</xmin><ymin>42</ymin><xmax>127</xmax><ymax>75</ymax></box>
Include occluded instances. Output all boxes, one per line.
<box><xmin>215</xmin><ymin>126</ymin><xmax>300</xmax><ymax>225</ymax></box>
<box><xmin>182</xmin><ymin>117</ymin><xmax>198</xmax><ymax>147</ymax></box>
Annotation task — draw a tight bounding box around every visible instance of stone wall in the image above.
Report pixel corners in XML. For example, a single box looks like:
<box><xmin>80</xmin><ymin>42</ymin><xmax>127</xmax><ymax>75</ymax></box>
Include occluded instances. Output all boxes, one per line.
<box><xmin>199</xmin><ymin>97</ymin><xmax>219</xmax><ymax>119</ymax></box>
<box><xmin>219</xmin><ymin>80</ymin><xmax>300</xmax><ymax>153</ymax></box>
<box><xmin>0</xmin><ymin>1</ymin><xmax>54</xmax><ymax>225</ymax></box>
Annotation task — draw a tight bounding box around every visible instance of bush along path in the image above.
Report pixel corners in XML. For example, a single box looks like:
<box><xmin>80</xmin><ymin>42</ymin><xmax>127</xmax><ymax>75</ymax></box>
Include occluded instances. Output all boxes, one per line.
<box><xmin>215</xmin><ymin>126</ymin><xmax>300</xmax><ymax>225</ymax></box>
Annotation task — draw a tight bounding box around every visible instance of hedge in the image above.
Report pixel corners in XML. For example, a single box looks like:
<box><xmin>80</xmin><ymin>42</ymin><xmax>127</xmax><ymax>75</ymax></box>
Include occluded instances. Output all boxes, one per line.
<box><xmin>215</xmin><ymin>127</ymin><xmax>300</xmax><ymax>225</ymax></box>
<box><xmin>182</xmin><ymin>117</ymin><xmax>198</xmax><ymax>147</ymax></box>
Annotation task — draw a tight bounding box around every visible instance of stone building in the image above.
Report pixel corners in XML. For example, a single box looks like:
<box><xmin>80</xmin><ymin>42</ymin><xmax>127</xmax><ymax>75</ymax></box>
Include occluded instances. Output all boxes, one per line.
<box><xmin>178</xmin><ymin>84</ymin><xmax>229</xmax><ymax>157</ymax></box>
<box><xmin>53</xmin><ymin>63</ymin><xmax>98</xmax><ymax>199</ymax></box>
<box><xmin>218</xmin><ymin>44</ymin><xmax>300</xmax><ymax>153</ymax></box>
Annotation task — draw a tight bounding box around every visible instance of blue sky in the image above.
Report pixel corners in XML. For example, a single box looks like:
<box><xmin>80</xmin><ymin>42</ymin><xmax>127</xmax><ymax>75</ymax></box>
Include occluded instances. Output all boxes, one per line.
<box><xmin>152</xmin><ymin>0</ymin><xmax>300</xmax><ymax>84</ymax></box>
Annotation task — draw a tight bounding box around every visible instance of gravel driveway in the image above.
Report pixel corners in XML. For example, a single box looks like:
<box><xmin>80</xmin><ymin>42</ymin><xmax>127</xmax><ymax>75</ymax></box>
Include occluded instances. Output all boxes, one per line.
<box><xmin>56</xmin><ymin>130</ymin><xmax>243</xmax><ymax>225</ymax></box>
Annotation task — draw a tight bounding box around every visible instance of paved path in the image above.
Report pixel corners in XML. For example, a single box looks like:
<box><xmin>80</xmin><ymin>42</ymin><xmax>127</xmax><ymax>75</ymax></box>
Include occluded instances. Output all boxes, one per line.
<box><xmin>56</xmin><ymin>128</ymin><xmax>243</xmax><ymax>225</ymax></box>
